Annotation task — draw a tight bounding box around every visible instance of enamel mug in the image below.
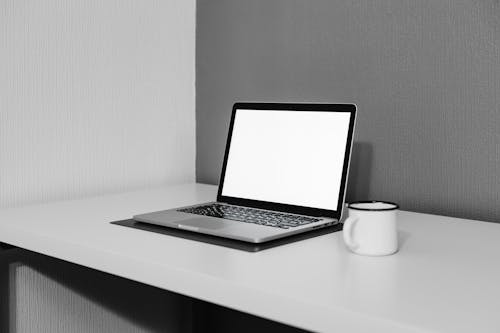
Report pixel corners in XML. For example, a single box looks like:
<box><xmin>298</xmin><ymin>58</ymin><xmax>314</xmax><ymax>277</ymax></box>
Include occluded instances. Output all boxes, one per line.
<box><xmin>343</xmin><ymin>201</ymin><xmax>399</xmax><ymax>256</ymax></box>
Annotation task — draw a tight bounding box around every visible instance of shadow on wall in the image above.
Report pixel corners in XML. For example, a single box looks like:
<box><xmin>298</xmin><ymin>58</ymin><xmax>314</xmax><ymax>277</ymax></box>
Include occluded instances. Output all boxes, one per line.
<box><xmin>345</xmin><ymin>142</ymin><xmax>373</xmax><ymax>203</ymax></box>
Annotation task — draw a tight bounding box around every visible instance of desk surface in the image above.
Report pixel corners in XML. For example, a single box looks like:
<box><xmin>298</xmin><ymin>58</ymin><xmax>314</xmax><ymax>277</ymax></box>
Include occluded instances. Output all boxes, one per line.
<box><xmin>0</xmin><ymin>183</ymin><xmax>499</xmax><ymax>332</ymax></box>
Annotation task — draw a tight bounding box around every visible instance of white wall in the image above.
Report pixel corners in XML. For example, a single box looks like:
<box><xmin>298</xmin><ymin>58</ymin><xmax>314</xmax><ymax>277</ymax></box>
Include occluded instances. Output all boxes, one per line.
<box><xmin>0</xmin><ymin>0</ymin><xmax>195</xmax><ymax>208</ymax></box>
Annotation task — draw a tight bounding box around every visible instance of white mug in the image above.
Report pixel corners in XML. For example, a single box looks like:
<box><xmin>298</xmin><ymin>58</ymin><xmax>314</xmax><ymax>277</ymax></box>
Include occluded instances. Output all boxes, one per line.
<box><xmin>343</xmin><ymin>201</ymin><xmax>399</xmax><ymax>256</ymax></box>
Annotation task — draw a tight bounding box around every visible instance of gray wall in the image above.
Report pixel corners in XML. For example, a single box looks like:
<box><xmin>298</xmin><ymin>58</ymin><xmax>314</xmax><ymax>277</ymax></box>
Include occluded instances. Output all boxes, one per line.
<box><xmin>196</xmin><ymin>0</ymin><xmax>500</xmax><ymax>223</ymax></box>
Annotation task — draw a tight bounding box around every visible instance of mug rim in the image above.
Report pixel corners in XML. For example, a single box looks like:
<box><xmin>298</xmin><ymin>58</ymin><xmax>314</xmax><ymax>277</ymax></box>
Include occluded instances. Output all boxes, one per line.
<box><xmin>347</xmin><ymin>201</ymin><xmax>399</xmax><ymax>211</ymax></box>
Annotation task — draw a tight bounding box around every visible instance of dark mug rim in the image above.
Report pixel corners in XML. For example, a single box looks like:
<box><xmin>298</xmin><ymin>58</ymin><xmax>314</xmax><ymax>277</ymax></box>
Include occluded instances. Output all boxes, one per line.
<box><xmin>347</xmin><ymin>201</ymin><xmax>399</xmax><ymax>211</ymax></box>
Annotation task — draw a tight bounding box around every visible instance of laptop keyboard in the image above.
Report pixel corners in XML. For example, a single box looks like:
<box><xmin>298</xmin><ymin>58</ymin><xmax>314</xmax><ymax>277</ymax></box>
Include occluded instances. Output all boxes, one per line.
<box><xmin>177</xmin><ymin>204</ymin><xmax>320</xmax><ymax>229</ymax></box>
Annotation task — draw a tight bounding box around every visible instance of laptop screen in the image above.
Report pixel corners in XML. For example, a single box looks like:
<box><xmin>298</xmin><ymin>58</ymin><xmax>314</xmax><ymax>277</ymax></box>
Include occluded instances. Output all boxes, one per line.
<box><xmin>219</xmin><ymin>105</ymin><xmax>355</xmax><ymax>216</ymax></box>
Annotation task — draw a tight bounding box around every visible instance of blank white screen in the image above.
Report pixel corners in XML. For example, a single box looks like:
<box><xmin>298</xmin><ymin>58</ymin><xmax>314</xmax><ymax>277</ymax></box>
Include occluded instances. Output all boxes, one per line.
<box><xmin>221</xmin><ymin>109</ymin><xmax>351</xmax><ymax>210</ymax></box>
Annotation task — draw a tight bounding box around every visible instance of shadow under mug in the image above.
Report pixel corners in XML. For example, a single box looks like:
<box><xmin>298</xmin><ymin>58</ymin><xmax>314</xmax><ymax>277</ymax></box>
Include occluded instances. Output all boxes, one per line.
<box><xmin>343</xmin><ymin>201</ymin><xmax>399</xmax><ymax>256</ymax></box>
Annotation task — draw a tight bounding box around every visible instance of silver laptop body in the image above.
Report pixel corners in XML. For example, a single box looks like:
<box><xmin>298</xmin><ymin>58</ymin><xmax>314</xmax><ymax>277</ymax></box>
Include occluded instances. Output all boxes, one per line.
<box><xmin>134</xmin><ymin>103</ymin><xmax>356</xmax><ymax>243</ymax></box>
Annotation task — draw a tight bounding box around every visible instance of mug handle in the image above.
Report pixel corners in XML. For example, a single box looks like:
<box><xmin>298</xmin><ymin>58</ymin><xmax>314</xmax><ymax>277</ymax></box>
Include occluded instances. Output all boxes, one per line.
<box><xmin>343</xmin><ymin>217</ymin><xmax>359</xmax><ymax>250</ymax></box>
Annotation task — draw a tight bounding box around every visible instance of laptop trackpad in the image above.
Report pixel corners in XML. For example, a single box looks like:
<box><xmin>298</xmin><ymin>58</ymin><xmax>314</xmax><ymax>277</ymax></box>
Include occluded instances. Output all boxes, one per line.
<box><xmin>178</xmin><ymin>217</ymin><xmax>226</xmax><ymax>230</ymax></box>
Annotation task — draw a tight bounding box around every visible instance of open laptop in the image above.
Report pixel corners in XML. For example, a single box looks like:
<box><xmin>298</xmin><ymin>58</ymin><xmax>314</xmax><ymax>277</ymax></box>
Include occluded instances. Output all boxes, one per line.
<box><xmin>134</xmin><ymin>103</ymin><xmax>356</xmax><ymax>243</ymax></box>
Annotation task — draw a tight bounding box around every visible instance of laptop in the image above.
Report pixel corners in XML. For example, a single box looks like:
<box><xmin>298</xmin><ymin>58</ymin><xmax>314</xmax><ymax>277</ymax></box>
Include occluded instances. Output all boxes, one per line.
<box><xmin>134</xmin><ymin>103</ymin><xmax>356</xmax><ymax>243</ymax></box>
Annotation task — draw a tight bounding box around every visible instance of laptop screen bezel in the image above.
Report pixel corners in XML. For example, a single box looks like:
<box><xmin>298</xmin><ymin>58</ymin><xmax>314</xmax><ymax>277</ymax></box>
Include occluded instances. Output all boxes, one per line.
<box><xmin>216</xmin><ymin>102</ymin><xmax>356</xmax><ymax>219</ymax></box>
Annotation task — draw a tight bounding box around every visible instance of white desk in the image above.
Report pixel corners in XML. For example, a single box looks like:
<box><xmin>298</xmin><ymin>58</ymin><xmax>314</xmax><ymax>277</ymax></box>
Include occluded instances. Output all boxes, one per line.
<box><xmin>0</xmin><ymin>183</ymin><xmax>499</xmax><ymax>332</ymax></box>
